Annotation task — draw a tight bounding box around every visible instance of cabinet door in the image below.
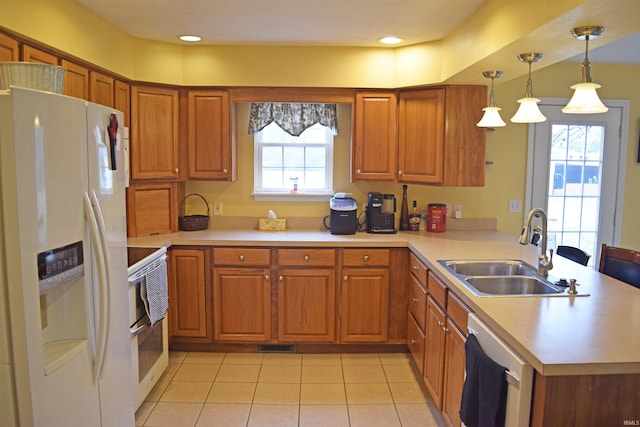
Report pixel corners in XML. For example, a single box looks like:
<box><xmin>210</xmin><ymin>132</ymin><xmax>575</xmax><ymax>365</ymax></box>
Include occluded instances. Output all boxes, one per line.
<box><xmin>407</xmin><ymin>312</ymin><xmax>426</xmax><ymax>374</ymax></box>
<box><xmin>277</xmin><ymin>268</ymin><xmax>336</xmax><ymax>343</ymax></box>
<box><xmin>90</xmin><ymin>70</ymin><xmax>114</xmax><ymax>107</ymax></box>
<box><xmin>353</xmin><ymin>92</ymin><xmax>397</xmax><ymax>181</ymax></box>
<box><xmin>442</xmin><ymin>321</ymin><xmax>466</xmax><ymax>427</ymax></box>
<box><xmin>213</xmin><ymin>267</ymin><xmax>271</xmax><ymax>342</ymax></box>
<box><xmin>131</xmin><ymin>85</ymin><xmax>180</xmax><ymax>180</ymax></box>
<box><xmin>60</xmin><ymin>60</ymin><xmax>89</xmax><ymax>100</ymax></box>
<box><xmin>0</xmin><ymin>33</ymin><xmax>19</xmax><ymax>61</ymax></box>
<box><xmin>187</xmin><ymin>90</ymin><xmax>233</xmax><ymax>180</ymax></box>
<box><xmin>169</xmin><ymin>248</ymin><xmax>211</xmax><ymax>342</ymax></box>
<box><xmin>125</xmin><ymin>182</ymin><xmax>181</xmax><ymax>237</ymax></box>
<box><xmin>424</xmin><ymin>295</ymin><xmax>446</xmax><ymax>409</ymax></box>
<box><xmin>114</xmin><ymin>80</ymin><xmax>130</xmax><ymax>126</ymax></box>
<box><xmin>22</xmin><ymin>45</ymin><xmax>58</xmax><ymax>65</ymax></box>
<box><xmin>398</xmin><ymin>89</ymin><xmax>445</xmax><ymax>184</ymax></box>
<box><xmin>340</xmin><ymin>267</ymin><xmax>389</xmax><ymax>342</ymax></box>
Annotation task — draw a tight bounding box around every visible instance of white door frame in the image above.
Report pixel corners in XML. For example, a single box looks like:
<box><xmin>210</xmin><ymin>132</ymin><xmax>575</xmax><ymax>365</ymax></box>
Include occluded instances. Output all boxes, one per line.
<box><xmin>524</xmin><ymin>97</ymin><xmax>629</xmax><ymax>265</ymax></box>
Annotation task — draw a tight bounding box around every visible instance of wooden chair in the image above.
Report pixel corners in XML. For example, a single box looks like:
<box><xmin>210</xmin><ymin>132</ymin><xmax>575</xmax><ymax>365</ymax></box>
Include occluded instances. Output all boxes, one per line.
<box><xmin>556</xmin><ymin>245</ymin><xmax>590</xmax><ymax>266</ymax></box>
<box><xmin>598</xmin><ymin>244</ymin><xmax>640</xmax><ymax>289</ymax></box>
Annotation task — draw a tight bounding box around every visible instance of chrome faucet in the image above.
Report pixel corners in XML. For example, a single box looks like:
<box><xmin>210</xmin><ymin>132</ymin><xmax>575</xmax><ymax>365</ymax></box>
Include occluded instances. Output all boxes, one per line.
<box><xmin>519</xmin><ymin>208</ymin><xmax>553</xmax><ymax>276</ymax></box>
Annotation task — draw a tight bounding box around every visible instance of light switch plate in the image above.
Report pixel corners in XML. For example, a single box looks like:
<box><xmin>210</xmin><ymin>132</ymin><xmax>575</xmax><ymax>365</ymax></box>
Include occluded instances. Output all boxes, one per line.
<box><xmin>509</xmin><ymin>200</ymin><xmax>522</xmax><ymax>213</ymax></box>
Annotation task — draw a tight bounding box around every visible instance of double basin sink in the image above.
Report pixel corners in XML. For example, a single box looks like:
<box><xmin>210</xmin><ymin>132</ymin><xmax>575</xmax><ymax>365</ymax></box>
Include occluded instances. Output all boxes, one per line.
<box><xmin>438</xmin><ymin>259</ymin><xmax>587</xmax><ymax>297</ymax></box>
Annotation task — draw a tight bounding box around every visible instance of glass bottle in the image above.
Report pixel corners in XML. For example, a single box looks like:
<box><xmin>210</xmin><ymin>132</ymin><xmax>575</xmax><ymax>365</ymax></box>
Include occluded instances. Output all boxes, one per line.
<box><xmin>399</xmin><ymin>185</ymin><xmax>410</xmax><ymax>231</ymax></box>
<box><xmin>409</xmin><ymin>200</ymin><xmax>420</xmax><ymax>231</ymax></box>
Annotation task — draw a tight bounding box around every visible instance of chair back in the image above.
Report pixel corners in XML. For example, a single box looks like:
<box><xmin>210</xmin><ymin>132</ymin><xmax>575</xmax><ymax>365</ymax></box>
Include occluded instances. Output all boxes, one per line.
<box><xmin>556</xmin><ymin>245</ymin><xmax>590</xmax><ymax>266</ymax></box>
<box><xmin>598</xmin><ymin>244</ymin><xmax>640</xmax><ymax>289</ymax></box>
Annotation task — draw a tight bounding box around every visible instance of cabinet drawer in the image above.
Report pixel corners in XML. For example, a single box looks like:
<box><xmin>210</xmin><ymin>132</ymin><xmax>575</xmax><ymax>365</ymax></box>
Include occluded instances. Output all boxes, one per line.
<box><xmin>447</xmin><ymin>291</ymin><xmax>470</xmax><ymax>334</ymax></box>
<box><xmin>213</xmin><ymin>248</ymin><xmax>271</xmax><ymax>266</ymax></box>
<box><xmin>409</xmin><ymin>275</ymin><xmax>427</xmax><ymax>331</ymax></box>
<box><xmin>407</xmin><ymin>313</ymin><xmax>425</xmax><ymax>374</ymax></box>
<box><xmin>409</xmin><ymin>252</ymin><xmax>428</xmax><ymax>285</ymax></box>
<box><xmin>277</xmin><ymin>249</ymin><xmax>336</xmax><ymax>267</ymax></box>
<box><xmin>427</xmin><ymin>271</ymin><xmax>447</xmax><ymax>309</ymax></box>
<box><xmin>342</xmin><ymin>249</ymin><xmax>390</xmax><ymax>266</ymax></box>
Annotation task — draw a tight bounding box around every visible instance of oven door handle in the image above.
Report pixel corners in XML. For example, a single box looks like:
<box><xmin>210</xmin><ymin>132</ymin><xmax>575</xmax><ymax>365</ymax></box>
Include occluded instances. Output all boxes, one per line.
<box><xmin>131</xmin><ymin>316</ymin><xmax>150</xmax><ymax>337</ymax></box>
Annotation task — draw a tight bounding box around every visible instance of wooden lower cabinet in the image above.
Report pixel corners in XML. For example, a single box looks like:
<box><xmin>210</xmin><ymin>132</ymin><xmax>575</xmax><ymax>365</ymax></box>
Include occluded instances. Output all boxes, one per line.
<box><xmin>424</xmin><ymin>295</ymin><xmax>447</xmax><ymax>408</ymax></box>
<box><xmin>340</xmin><ymin>267</ymin><xmax>390</xmax><ymax>343</ymax></box>
<box><xmin>213</xmin><ymin>267</ymin><xmax>271</xmax><ymax>342</ymax></box>
<box><xmin>442</xmin><ymin>319</ymin><xmax>466</xmax><ymax>427</ymax></box>
<box><xmin>407</xmin><ymin>313</ymin><xmax>425</xmax><ymax>373</ymax></box>
<box><xmin>277</xmin><ymin>268</ymin><xmax>336</xmax><ymax>342</ymax></box>
<box><xmin>168</xmin><ymin>247</ymin><xmax>212</xmax><ymax>343</ymax></box>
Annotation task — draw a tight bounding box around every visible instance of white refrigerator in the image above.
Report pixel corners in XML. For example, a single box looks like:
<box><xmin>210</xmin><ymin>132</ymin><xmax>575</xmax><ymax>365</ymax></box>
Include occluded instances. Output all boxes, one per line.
<box><xmin>0</xmin><ymin>87</ymin><xmax>134</xmax><ymax>426</ymax></box>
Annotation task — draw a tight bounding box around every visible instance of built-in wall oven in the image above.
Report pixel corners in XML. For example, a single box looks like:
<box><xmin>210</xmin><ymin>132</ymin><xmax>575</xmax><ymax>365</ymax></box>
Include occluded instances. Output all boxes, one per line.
<box><xmin>127</xmin><ymin>247</ymin><xmax>169</xmax><ymax>410</ymax></box>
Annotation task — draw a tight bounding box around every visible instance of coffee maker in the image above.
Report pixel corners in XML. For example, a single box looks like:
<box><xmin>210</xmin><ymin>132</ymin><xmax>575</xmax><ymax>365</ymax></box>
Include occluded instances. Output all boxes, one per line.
<box><xmin>366</xmin><ymin>192</ymin><xmax>397</xmax><ymax>234</ymax></box>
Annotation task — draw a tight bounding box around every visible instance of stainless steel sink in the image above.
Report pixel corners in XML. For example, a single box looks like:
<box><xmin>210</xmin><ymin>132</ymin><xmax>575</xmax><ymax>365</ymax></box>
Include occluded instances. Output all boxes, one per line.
<box><xmin>465</xmin><ymin>276</ymin><xmax>564</xmax><ymax>296</ymax></box>
<box><xmin>442</xmin><ymin>260</ymin><xmax>537</xmax><ymax>277</ymax></box>
<box><xmin>437</xmin><ymin>259</ymin><xmax>588</xmax><ymax>297</ymax></box>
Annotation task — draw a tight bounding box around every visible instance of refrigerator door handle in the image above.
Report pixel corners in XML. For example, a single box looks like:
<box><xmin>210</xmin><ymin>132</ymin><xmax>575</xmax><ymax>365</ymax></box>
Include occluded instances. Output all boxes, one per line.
<box><xmin>83</xmin><ymin>192</ymin><xmax>111</xmax><ymax>383</ymax></box>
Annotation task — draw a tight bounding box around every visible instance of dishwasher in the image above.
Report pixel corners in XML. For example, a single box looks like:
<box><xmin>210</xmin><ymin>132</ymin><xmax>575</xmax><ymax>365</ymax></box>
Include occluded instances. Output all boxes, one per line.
<box><xmin>467</xmin><ymin>313</ymin><xmax>534</xmax><ymax>427</ymax></box>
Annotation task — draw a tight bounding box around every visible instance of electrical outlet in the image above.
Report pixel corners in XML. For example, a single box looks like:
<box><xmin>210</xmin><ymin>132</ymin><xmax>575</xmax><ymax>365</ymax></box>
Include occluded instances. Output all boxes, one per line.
<box><xmin>509</xmin><ymin>200</ymin><xmax>522</xmax><ymax>213</ymax></box>
<box><xmin>213</xmin><ymin>202</ymin><xmax>223</xmax><ymax>215</ymax></box>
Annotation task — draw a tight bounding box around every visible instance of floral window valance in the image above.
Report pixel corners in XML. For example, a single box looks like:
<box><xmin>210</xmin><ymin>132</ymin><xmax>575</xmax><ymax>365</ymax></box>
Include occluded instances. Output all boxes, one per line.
<box><xmin>248</xmin><ymin>103</ymin><xmax>338</xmax><ymax>137</ymax></box>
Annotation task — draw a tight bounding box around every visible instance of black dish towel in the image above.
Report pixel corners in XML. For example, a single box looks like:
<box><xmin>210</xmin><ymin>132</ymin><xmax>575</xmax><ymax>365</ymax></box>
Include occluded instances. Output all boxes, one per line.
<box><xmin>459</xmin><ymin>333</ymin><xmax>508</xmax><ymax>427</ymax></box>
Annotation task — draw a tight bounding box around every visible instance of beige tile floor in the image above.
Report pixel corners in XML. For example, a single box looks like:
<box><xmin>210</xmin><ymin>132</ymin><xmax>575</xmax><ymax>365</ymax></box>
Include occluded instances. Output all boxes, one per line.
<box><xmin>135</xmin><ymin>351</ymin><xmax>445</xmax><ymax>427</ymax></box>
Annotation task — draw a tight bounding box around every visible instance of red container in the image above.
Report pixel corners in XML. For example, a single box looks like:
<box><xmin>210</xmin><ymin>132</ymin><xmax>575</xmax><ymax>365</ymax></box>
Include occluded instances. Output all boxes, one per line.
<box><xmin>427</xmin><ymin>203</ymin><xmax>447</xmax><ymax>232</ymax></box>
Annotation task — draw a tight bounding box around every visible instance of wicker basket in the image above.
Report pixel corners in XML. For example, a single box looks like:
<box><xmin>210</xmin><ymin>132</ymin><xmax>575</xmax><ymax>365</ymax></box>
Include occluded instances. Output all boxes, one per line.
<box><xmin>0</xmin><ymin>62</ymin><xmax>66</xmax><ymax>94</ymax></box>
<box><xmin>179</xmin><ymin>194</ymin><xmax>210</xmax><ymax>231</ymax></box>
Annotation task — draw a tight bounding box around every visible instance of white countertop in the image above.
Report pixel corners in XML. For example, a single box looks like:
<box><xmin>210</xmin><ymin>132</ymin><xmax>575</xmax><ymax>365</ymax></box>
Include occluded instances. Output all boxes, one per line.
<box><xmin>128</xmin><ymin>227</ymin><xmax>640</xmax><ymax>377</ymax></box>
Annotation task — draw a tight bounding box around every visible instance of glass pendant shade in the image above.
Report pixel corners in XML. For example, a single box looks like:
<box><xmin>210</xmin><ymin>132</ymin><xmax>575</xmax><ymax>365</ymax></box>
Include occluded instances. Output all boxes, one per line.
<box><xmin>562</xmin><ymin>83</ymin><xmax>608</xmax><ymax>114</ymax></box>
<box><xmin>477</xmin><ymin>106</ymin><xmax>506</xmax><ymax>127</ymax></box>
<box><xmin>511</xmin><ymin>97</ymin><xmax>546</xmax><ymax>123</ymax></box>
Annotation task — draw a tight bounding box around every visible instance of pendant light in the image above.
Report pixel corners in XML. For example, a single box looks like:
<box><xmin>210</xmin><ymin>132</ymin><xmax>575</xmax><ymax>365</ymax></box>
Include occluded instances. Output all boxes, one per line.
<box><xmin>562</xmin><ymin>26</ymin><xmax>608</xmax><ymax>114</ymax></box>
<box><xmin>511</xmin><ymin>53</ymin><xmax>546</xmax><ymax>123</ymax></box>
<box><xmin>477</xmin><ymin>71</ymin><xmax>506</xmax><ymax>128</ymax></box>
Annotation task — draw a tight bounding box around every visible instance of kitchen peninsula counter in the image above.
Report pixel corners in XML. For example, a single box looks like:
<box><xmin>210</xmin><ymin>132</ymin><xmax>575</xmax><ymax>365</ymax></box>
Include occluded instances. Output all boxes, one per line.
<box><xmin>128</xmin><ymin>226</ymin><xmax>640</xmax><ymax>378</ymax></box>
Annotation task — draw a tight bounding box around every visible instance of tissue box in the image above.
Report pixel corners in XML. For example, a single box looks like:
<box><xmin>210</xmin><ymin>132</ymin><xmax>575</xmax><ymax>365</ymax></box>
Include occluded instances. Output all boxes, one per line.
<box><xmin>259</xmin><ymin>218</ymin><xmax>286</xmax><ymax>231</ymax></box>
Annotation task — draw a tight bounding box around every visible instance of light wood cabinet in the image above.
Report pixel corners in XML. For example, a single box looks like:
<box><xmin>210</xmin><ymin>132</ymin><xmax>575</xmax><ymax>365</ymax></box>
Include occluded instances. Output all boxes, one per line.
<box><xmin>114</xmin><ymin>80</ymin><xmax>130</xmax><ymax>126</ymax></box>
<box><xmin>352</xmin><ymin>91</ymin><xmax>398</xmax><ymax>181</ymax></box>
<box><xmin>168</xmin><ymin>247</ymin><xmax>212</xmax><ymax>343</ymax></box>
<box><xmin>131</xmin><ymin>85</ymin><xmax>180</xmax><ymax>180</ymax></box>
<box><xmin>398</xmin><ymin>86</ymin><xmax>486</xmax><ymax>186</ymax></box>
<box><xmin>90</xmin><ymin>70</ymin><xmax>114</xmax><ymax>107</ymax></box>
<box><xmin>60</xmin><ymin>59</ymin><xmax>89</xmax><ymax>100</ymax></box>
<box><xmin>424</xmin><ymin>295</ymin><xmax>447</xmax><ymax>407</ymax></box>
<box><xmin>187</xmin><ymin>90</ymin><xmax>234</xmax><ymax>180</ymax></box>
<box><xmin>0</xmin><ymin>33</ymin><xmax>19</xmax><ymax>61</ymax></box>
<box><xmin>442</xmin><ymin>314</ymin><xmax>466</xmax><ymax>427</ymax></box>
<box><xmin>407</xmin><ymin>252</ymin><xmax>428</xmax><ymax>373</ymax></box>
<box><xmin>22</xmin><ymin>45</ymin><xmax>57</xmax><ymax>65</ymax></box>
<box><xmin>213</xmin><ymin>248</ymin><xmax>272</xmax><ymax>342</ymax></box>
<box><xmin>126</xmin><ymin>181</ymin><xmax>182</xmax><ymax>237</ymax></box>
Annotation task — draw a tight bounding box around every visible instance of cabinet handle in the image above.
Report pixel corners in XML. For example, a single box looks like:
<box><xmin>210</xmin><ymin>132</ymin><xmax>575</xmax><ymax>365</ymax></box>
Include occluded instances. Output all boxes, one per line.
<box><xmin>355</xmin><ymin>169</ymin><xmax>361</xmax><ymax>174</ymax></box>
<box><xmin>223</xmin><ymin>168</ymin><xmax>228</xmax><ymax>174</ymax></box>
<box><xmin>265</xmin><ymin>275</ymin><xmax>269</xmax><ymax>280</ymax></box>
<box><xmin>410</xmin><ymin>339</ymin><xmax>417</xmax><ymax>344</ymax></box>
<box><xmin>343</xmin><ymin>275</ymin><xmax>348</xmax><ymax>281</ymax></box>
<box><xmin>363</xmin><ymin>255</ymin><xmax>369</xmax><ymax>261</ymax></box>
<box><xmin>304</xmin><ymin>255</ymin><xmax>309</xmax><ymax>261</ymax></box>
<box><xmin>175</xmin><ymin>168</ymin><xmax>179</xmax><ymax>174</ymax></box>
<box><xmin>279</xmin><ymin>275</ymin><xmax>284</xmax><ymax>281</ymax></box>
<box><xmin>443</xmin><ymin>326</ymin><xmax>449</xmax><ymax>333</ymax></box>
<box><xmin>398</xmin><ymin>170</ymin><xmax>402</xmax><ymax>176</ymax></box>
<box><xmin>437</xmin><ymin>321</ymin><xmax>443</xmax><ymax>327</ymax></box>
<box><xmin>239</xmin><ymin>255</ymin><xmax>244</xmax><ymax>261</ymax></box>
<box><xmin>412</xmin><ymin>297</ymin><xmax>419</xmax><ymax>302</ymax></box>
<box><xmin>412</xmin><ymin>265</ymin><xmax>419</xmax><ymax>272</ymax></box>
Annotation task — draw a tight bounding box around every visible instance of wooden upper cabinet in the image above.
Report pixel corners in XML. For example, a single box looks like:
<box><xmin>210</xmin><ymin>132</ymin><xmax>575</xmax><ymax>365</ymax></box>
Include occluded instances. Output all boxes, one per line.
<box><xmin>0</xmin><ymin>33</ymin><xmax>19</xmax><ymax>61</ymax></box>
<box><xmin>398</xmin><ymin>86</ymin><xmax>486</xmax><ymax>187</ymax></box>
<box><xmin>60</xmin><ymin>59</ymin><xmax>89</xmax><ymax>100</ymax></box>
<box><xmin>187</xmin><ymin>90</ymin><xmax>234</xmax><ymax>180</ymax></box>
<box><xmin>114</xmin><ymin>80</ymin><xmax>130</xmax><ymax>126</ymax></box>
<box><xmin>90</xmin><ymin>70</ymin><xmax>114</xmax><ymax>107</ymax></box>
<box><xmin>21</xmin><ymin>45</ymin><xmax>57</xmax><ymax>65</ymax></box>
<box><xmin>353</xmin><ymin>91</ymin><xmax>398</xmax><ymax>181</ymax></box>
<box><xmin>398</xmin><ymin>89</ymin><xmax>445</xmax><ymax>184</ymax></box>
<box><xmin>131</xmin><ymin>85</ymin><xmax>180</xmax><ymax>180</ymax></box>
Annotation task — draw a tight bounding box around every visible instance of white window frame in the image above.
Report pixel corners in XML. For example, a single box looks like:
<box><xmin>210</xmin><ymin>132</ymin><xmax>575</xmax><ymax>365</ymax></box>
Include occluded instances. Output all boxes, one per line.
<box><xmin>253</xmin><ymin>122</ymin><xmax>334</xmax><ymax>201</ymax></box>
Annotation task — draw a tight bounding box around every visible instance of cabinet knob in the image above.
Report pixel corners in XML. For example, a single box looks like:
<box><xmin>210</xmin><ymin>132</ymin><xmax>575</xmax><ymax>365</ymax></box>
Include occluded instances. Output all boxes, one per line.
<box><xmin>398</xmin><ymin>170</ymin><xmax>402</xmax><ymax>176</ymax></box>
<box><xmin>239</xmin><ymin>255</ymin><xmax>244</xmax><ymax>261</ymax></box>
<box><xmin>412</xmin><ymin>265</ymin><xmax>419</xmax><ymax>272</ymax></box>
<box><xmin>355</xmin><ymin>169</ymin><xmax>361</xmax><ymax>174</ymax></box>
<box><xmin>363</xmin><ymin>255</ymin><xmax>369</xmax><ymax>261</ymax></box>
<box><xmin>304</xmin><ymin>255</ymin><xmax>309</xmax><ymax>261</ymax></box>
<box><xmin>279</xmin><ymin>275</ymin><xmax>284</xmax><ymax>281</ymax></box>
<box><xmin>175</xmin><ymin>168</ymin><xmax>179</xmax><ymax>174</ymax></box>
<box><xmin>343</xmin><ymin>275</ymin><xmax>348</xmax><ymax>281</ymax></box>
<box><xmin>223</xmin><ymin>168</ymin><xmax>228</xmax><ymax>174</ymax></box>
<box><xmin>443</xmin><ymin>327</ymin><xmax>449</xmax><ymax>333</ymax></box>
<box><xmin>412</xmin><ymin>297</ymin><xmax>419</xmax><ymax>303</ymax></box>
<box><xmin>265</xmin><ymin>275</ymin><xmax>269</xmax><ymax>280</ymax></box>
<box><xmin>410</xmin><ymin>339</ymin><xmax>417</xmax><ymax>344</ymax></box>
<box><xmin>437</xmin><ymin>321</ymin><xmax>443</xmax><ymax>327</ymax></box>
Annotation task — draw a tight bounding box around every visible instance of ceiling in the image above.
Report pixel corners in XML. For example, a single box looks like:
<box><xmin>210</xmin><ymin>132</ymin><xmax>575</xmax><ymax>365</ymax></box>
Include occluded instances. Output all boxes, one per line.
<box><xmin>76</xmin><ymin>0</ymin><xmax>640</xmax><ymax>65</ymax></box>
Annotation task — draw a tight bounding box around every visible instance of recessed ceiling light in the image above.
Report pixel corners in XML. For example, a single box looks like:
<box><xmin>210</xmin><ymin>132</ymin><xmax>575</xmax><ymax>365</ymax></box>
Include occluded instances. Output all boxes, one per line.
<box><xmin>179</xmin><ymin>35</ymin><xmax>202</xmax><ymax>42</ymax></box>
<box><xmin>378</xmin><ymin>36</ymin><xmax>403</xmax><ymax>45</ymax></box>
